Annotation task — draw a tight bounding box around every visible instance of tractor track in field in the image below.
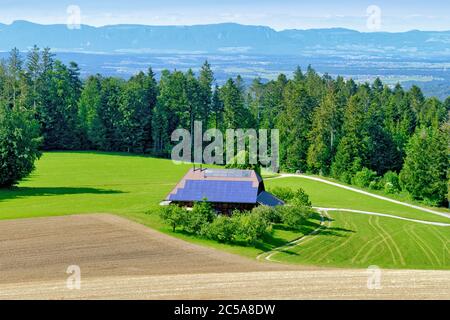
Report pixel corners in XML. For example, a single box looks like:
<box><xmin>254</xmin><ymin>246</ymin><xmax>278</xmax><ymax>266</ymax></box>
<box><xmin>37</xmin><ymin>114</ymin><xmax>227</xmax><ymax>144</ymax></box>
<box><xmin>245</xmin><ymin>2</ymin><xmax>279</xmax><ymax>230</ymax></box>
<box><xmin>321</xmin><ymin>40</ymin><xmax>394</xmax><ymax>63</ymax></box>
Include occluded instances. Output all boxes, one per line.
<box><xmin>263</xmin><ymin>174</ymin><xmax>449</xmax><ymax>263</ymax></box>
<box><xmin>352</xmin><ymin>216</ymin><xmax>382</xmax><ymax>264</ymax></box>
<box><xmin>256</xmin><ymin>206</ymin><xmax>449</xmax><ymax>265</ymax></box>
<box><xmin>313</xmin><ymin>214</ymin><xmax>356</xmax><ymax>263</ymax></box>
<box><xmin>405</xmin><ymin>225</ymin><xmax>441</xmax><ymax>266</ymax></box>
<box><xmin>256</xmin><ymin>210</ymin><xmax>328</xmax><ymax>262</ymax></box>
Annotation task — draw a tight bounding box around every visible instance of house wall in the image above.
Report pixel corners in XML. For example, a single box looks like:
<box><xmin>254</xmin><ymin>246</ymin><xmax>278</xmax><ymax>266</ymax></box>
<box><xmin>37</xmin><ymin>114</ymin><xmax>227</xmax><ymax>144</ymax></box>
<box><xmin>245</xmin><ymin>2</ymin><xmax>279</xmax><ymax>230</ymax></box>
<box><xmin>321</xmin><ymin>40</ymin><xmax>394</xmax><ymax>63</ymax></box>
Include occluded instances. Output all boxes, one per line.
<box><xmin>173</xmin><ymin>201</ymin><xmax>257</xmax><ymax>215</ymax></box>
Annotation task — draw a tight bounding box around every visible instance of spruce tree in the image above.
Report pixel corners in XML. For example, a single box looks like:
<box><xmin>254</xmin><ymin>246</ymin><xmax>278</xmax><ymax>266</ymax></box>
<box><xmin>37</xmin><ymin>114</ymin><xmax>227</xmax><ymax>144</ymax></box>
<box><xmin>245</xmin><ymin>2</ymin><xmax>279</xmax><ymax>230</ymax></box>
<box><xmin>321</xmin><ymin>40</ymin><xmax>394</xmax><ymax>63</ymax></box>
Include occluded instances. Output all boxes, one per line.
<box><xmin>400</xmin><ymin>126</ymin><xmax>449</xmax><ymax>206</ymax></box>
<box><xmin>307</xmin><ymin>87</ymin><xmax>342</xmax><ymax>175</ymax></box>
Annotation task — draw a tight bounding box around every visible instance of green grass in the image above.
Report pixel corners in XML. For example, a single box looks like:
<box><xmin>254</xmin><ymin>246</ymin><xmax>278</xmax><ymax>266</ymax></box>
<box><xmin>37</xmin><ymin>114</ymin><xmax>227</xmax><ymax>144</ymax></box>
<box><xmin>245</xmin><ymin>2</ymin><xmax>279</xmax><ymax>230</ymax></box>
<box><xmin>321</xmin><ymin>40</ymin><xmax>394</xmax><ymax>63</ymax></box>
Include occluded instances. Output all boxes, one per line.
<box><xmin>0</xmin><ymin>151</ymin><xmax>190</xmax><ymax>219</ymax></box>
<box><xmin>273</xmin><ymin>211</ymin><xmax>450</xmax><ymax>270</ymax></box>
<box><xmin>260</xmin><ymin>168</ymin><xmax>280</xmax><ymax>179</ymax></box>
<box><xmin>0</xmin><ymin>151</ymin><xmax>448</xmax><ymax>269</ymax></box>
<box><xmin>265</xmin><ymin>177</ymin><xmax>450</xmax><ymax>223</ymax></box>
<box><xmin>299</xmin><ymin>174</ymin><xmax>450</xmax><ymax>215</ymax></box>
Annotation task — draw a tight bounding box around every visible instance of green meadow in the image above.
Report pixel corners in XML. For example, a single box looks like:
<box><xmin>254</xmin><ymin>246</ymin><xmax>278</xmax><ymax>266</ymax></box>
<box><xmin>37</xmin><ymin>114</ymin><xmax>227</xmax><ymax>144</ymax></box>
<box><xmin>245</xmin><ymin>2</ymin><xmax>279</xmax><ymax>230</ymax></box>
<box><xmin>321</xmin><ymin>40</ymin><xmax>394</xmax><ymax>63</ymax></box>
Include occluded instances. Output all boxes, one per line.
<box><xmin>0</xmin><ymin>151</ymin><xmax>188</xmax><ymax>220</ymax></box>
<box><xmin>265</xmin><ymin>178</ymin><xmax>450</xmax><ymax>223</ymax></box>
<box><xmin>0</xmin><ymin>151</ymin><xmax>448</xmax><ymax>269</ymax></box>
<box><xmin>272</xmin><ymin>211</ymin><xmax>449</xmax><ymax>270</ymax></box>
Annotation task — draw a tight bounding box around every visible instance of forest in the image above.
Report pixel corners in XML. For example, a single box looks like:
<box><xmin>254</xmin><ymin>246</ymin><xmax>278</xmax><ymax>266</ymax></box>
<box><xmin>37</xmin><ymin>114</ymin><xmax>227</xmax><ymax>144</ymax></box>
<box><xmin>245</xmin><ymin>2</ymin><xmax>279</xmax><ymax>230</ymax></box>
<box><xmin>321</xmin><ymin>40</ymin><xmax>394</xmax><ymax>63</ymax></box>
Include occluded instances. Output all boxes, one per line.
<box><xmin>0</xmin><ymin>46</ymin><xmax>449</xmax><ymax>207</ymax></box>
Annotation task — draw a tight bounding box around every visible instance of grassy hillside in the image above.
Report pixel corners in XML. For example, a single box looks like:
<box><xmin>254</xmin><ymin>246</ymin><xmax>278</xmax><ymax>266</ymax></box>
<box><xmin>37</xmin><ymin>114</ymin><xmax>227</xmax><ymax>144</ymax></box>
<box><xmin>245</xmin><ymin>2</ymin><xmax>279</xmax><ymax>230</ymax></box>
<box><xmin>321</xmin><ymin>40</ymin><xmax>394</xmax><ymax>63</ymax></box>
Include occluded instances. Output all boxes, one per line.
<box><xmin>265</xmin><ymin>177</ymin><xmax>450</xmax><ymax>223</ymax></box>
<box><xmin>0</xmin><ymin>151</ymin><xmax>448</xmax><ymax>270</ymax></box>
<box><xmin>0</xmin><ymin>152</ymin><xmax>189</xmax><ymax>220</ymax></box>
<box><xmin>272</xmin><ymin>211</ymin><xmax>449</xmax><ymax>270</ymax></box>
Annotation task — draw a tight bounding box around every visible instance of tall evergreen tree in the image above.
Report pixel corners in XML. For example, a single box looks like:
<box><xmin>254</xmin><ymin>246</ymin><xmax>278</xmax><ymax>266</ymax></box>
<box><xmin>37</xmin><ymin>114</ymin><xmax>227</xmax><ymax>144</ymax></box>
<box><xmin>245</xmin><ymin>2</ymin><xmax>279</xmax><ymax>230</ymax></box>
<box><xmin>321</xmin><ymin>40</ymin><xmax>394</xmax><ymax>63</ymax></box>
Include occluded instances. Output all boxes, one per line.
<box><xmin>118</xmin><ymin>71</ymin><xmax>155</xmax><ymax>153</ymax></box>
<box><xmin>25</xmin><ymin>45</ymin><xmax>41</xmax><ymax>110</ymax></box>
<box><xmin>4</xmin><ymin>48</ymin><xmax>25</xmax><ymax>109</ymax></box>
<box><xmin>248</xmin><ymin>77</ymin><xmax>264</xmax><ymax>128</ymax></box>
<box><xmin>331</xmin><ymin>86</ymin><xmax>370</xmax><ymax>182</ymax></box>
<box><xmin>98</xmin><ymin>77</ymin><xmax>124</xmax><ymax>151</ymax></box>
<box><xmin>152</xmin><ymin>70</ymin><xmax>188</xmax><ymax>153</ymax></box>
<box><xmin>260</xmin><ymin>74</ymin><xmax>286</xmax><ymax>129</ymax></box>
<box><xmin>40</xmin><ymin>60</ymin><xmax>82</xmax><ymax>149</ymax></box>
<box><xmin>307</xmin><ymin>86</ymin><xmax>342</xmax><ymax>175</ymax></box>
<box><xmin>211</xmin><ymin>85</ymin><xmax>224</xmax><ymax>130</ymax></box>
<box><xmin>198</xmin><ymin>61</ymin><xmax>214</xmax><ymax>128</ymax></box>
<box><xmin>78</xmin><ymin>74</ymin><xmax>102</xmax><ymax>149</ymax></box>
<box><xmin>185</xmin><ymin>69</ymin><xmax>202</xmax><ymax>136</ymax></box>
<box><xmin>221</xmin><ymin>78</ymin><xmax>251</xmax><ymax>129</ymax></box>
<box><xmin>278</xmin><ymin>80</ymin><xmax>315</xmax><ymax>172</ymax></box>
<box><xmin>420</xmin><ymin>97</ymin><xmax>447</xmax><ymax>128</ymax></box>
<box><xmin>400</xmin><ymin>126</ymin><xmax>449</xmax><ymax>206</ymax></box>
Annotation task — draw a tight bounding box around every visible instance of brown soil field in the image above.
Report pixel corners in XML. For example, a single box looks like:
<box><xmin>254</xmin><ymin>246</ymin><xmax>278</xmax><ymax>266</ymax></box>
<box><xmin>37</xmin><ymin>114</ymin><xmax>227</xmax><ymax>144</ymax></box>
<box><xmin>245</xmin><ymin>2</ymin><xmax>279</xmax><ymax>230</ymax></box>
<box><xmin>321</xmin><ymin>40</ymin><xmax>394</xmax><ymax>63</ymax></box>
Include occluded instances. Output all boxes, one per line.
<box><xmin>0</xmin><ymin>214</ymin><xmax>448</xmax><ymax>299</ymax></box>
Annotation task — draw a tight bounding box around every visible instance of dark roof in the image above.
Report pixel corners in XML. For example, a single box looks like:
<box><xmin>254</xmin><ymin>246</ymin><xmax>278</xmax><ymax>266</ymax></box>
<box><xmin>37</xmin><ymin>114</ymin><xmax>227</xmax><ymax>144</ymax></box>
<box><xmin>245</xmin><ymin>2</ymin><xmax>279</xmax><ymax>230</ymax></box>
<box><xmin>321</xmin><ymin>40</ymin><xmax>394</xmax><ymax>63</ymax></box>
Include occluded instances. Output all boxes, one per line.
<box><xmin>168</xmin><ymin>180</ymin><xmax>258</xmax><ymax>204</ymax></box>
<box><xmin>166</xmin><ymin>168</ymin><xmax>281</xmax><ymax>206</ymax></box>
<box><xmin>257</xmin><ymin>191</ymin><xmax>285</xmax><ymax>207</ymax></box>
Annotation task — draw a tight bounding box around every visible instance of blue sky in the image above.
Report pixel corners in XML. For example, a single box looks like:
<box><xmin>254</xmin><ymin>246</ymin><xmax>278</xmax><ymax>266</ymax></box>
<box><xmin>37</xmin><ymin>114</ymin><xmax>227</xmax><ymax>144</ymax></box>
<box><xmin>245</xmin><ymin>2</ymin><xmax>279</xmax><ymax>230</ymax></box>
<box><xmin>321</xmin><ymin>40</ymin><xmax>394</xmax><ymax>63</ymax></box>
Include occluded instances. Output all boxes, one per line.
<box><xmin>0</xmin><ymin>0</ymin><xmax>449</xmax><ymax>31</ymax></box>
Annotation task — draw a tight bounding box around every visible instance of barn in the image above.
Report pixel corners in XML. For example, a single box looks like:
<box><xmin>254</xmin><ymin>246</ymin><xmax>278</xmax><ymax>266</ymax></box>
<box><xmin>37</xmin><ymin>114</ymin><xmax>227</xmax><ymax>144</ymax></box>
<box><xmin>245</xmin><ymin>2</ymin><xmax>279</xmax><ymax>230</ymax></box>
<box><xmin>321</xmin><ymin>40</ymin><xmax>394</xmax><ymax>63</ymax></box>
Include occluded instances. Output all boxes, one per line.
<box><xmin>164</xmin><ymin>168</ymin><xmax>284</xmax><ymax>213</ymax></box>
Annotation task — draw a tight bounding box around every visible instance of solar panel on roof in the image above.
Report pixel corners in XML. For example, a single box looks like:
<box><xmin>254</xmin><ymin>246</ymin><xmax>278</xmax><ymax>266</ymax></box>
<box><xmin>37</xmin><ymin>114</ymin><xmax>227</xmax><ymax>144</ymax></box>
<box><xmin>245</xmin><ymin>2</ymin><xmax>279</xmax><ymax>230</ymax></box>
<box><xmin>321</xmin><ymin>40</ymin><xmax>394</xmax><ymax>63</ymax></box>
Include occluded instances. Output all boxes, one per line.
<box><xmin>257</xmin><ymin>191</ymin><xmax>284</xmax><ymax>207</ymax></box>
<box><xmin>168</xmin><ymin>180</ymin><xmax>258</xmax><ymax>203</ymax></box>
<box><xmin>204</xmin><ymin>169</ymin><xmax>252</xmax><ymax>178</ymax></box>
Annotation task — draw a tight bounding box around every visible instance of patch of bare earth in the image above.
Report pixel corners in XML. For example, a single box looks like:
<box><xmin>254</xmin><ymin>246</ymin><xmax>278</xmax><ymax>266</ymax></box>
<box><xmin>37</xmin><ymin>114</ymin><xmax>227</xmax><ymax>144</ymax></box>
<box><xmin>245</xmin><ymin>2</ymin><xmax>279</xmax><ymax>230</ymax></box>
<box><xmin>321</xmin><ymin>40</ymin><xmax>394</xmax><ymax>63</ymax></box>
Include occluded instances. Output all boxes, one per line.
<box><xmin>0</xmin><ymin>214</ymin><xmax>448</xmax><ymax>299</ymax></box>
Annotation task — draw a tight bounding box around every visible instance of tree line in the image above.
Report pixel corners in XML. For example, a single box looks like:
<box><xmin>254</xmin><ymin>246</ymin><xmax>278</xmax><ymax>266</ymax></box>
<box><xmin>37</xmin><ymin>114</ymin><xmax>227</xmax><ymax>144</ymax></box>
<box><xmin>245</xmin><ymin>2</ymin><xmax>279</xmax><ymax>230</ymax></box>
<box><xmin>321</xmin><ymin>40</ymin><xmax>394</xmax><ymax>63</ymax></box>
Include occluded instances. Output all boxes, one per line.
<box><xmin>0</xmin><ymin>47</ymin><xmax>449</xmax><ymax>206</ymax></box>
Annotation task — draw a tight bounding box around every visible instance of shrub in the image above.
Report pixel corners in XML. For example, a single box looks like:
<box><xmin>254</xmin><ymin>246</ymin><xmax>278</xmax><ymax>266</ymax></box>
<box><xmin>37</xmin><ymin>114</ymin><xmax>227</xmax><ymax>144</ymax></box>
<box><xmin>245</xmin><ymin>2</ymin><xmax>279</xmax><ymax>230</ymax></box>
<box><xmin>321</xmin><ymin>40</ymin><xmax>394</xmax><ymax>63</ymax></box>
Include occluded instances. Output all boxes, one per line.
<box><xmin>184</xmin><ymin>200</ymin><xmax>215</xmax><ymax>235</ymax></box>
<box><xmin>270</xmin><ymin>186</ymin><xmax>312</xmax><ymax>207</ymax></box>
<box><xmin>233</xmin><ymin>211</ymin><xmax>270</xmax><ymax>244</ymax></box>
<box><xmin>352</xmin><ymin>168</ymin><xmax>378</xmax><ymax>188</ymax></box>
<box><xmin>252</xmin><ymin>205</ymin><xmax>281</xmax><ymax>223</ymax></box>
<box><xmin>269</xmin><ymin>186</ymin><xmax>295</xmax><ymax>202</ymax></box>
<box><xmin>202</xmin><ymin>210</ymin><xmax>271</xmax><ymax>245</ymax></box>
<box><xmin>291</xmin><ymin>188</ymin><xmax>312</xmax><ymax>207</ymax></box>
<box><xmin>202</xmin><ymin>215</ymin><xmax>236</xmax><ymax>243</ymax></box>
<box><xmin>193</xmin><ymin>200</ymin><xmax>216</xmax><ymax>222</ymax></box>
<box><xmin>276</xmin><ymin>205</ymin><xmax>313</xmax><ymax>230</ymax></box>
<box><xmin>382</xmin><ymin>171</ymin><xmax>401</xmax><ymax>194</ymax></box>
<box><xmin>159</xmin><ymin>205</ymin><xmax>187</xmax><ymax>232</ymax></box>
<box><xmin>368</xmin><ymin>179</ymin><xmax>382</xmax><ymax>190</ymax></box>
<box><xmin>339</xmin><ymin>172</ymin><xmax>352</xmax><ymax>184</ymax></box>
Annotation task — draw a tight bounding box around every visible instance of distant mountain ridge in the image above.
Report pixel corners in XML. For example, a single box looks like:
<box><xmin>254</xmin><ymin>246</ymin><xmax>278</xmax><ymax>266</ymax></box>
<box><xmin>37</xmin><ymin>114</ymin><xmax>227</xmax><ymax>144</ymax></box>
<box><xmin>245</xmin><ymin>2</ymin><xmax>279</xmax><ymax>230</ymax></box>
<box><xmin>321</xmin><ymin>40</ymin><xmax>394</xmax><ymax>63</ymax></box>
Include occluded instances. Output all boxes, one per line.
<box><xmin>1</xmin><ymin>20</ymin><xmax>450</xmax><ymax>56</ymax></box>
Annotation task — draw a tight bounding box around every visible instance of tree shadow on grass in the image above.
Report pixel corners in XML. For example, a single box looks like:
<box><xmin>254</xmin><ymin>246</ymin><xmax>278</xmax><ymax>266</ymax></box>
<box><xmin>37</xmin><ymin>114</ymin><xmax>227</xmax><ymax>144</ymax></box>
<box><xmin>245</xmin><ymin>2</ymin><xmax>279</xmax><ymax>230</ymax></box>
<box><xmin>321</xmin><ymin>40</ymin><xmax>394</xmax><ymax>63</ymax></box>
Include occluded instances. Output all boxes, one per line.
<box><xmin>310</xmin><ymin>211</ymin><xmax>333</xmax><ymax>222</ymax></box>
<box><xmin>162</xmin><ymin>213</ymin><xmax>356</xmax><ymax>258</ymax></box>
<box><xmin>274</xmin><ymin>220</ymin><xmax>354</xmax><ymax>237</ymax></box>
<box><xmin>0</xmin><ymin>187</ymin><xmax>124</xmax><ymax>202</ymax></box>
<box><xmin>255</xmin><ymin>233</ymin><xmax>294</xmax><ymax>252</ymax></box>
<box><xmin>256</xmin><ymin>218</ymin><xmax>356</xmax><ymax>256</ymax></box>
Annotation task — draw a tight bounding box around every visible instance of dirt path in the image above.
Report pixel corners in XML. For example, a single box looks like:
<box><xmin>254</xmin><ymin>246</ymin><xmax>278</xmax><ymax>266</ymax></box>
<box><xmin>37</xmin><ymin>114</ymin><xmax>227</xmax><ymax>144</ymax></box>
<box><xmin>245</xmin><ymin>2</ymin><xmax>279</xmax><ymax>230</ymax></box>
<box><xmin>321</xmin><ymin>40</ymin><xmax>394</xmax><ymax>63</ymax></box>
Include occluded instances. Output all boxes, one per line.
<box><xmin>314</xmin><ymin>207</ymin><xmax>450</xmax><ymax>226</ymax></box>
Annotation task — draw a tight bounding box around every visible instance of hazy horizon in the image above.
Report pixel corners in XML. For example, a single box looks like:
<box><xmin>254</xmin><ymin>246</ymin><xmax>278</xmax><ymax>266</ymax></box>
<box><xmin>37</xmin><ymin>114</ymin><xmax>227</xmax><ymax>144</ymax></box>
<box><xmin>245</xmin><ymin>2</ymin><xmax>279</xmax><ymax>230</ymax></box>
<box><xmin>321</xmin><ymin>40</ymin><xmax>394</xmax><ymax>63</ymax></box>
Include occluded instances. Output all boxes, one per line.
<box><xmin>2</xmin><ymin>19</ymin><xmax>450</xmax><ymax>33</ymax></box>
<box><xmin>1</xmin><ymin>0</ymin><xmax>449</xmax><ymax>32</ymax></box>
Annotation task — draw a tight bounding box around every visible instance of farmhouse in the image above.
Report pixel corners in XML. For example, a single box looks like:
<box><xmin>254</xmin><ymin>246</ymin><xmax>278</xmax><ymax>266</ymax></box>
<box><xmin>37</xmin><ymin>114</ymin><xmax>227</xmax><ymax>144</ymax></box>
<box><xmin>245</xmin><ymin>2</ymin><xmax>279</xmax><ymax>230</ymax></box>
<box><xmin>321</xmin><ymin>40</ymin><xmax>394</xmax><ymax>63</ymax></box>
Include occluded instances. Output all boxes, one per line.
<box><xmin>164</xmin><ymin>168</ymin><xmax>284</xmax><ymax>213</ymax></box>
